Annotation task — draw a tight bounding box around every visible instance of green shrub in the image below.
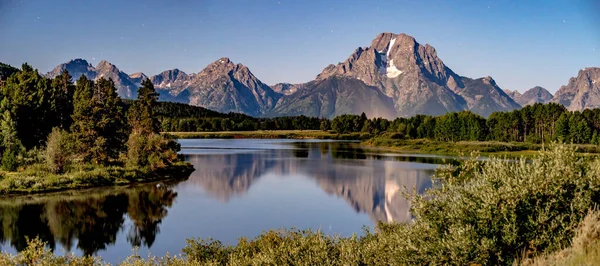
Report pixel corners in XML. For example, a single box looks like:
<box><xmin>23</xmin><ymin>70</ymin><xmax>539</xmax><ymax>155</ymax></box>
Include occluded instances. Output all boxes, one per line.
<box><xmin>1</xmin><ymin>149</ymin><xmax>18</xmax><ymax>171</ymax></box>
<box><xmin>45</xmin><ymin>128</ymin><xmax>74</xmax><ymax>174</ymax></box>
<box><xmin>127</xmin><ymin>133</ymin><xmax>181</xmax><ymax>170</ymax></box>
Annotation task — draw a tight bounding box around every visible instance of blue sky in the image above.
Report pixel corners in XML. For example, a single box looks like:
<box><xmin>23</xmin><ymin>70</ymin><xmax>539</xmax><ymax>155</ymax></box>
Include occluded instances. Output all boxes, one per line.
<box><xmin>0</xmin><ymin>0</ymin><xmax>598</xmax><ymax>93</ymax></box>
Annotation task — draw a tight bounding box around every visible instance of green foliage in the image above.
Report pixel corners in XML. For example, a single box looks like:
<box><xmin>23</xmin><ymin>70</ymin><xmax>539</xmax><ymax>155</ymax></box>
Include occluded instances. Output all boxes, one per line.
<box><xmin>128</xmin><ymin>78</ymin><xmax>160</xmax><ymax>134</ymax></box>
<box><xmin>1</xmin><ymin>149</ymin><xmax>18</xmax><ymax>172</ymax></box>
<box><xmin>520</xmin><ymin>209</ymin><xmax>600</xmax><ymax>266</ymax></box>
<box><xmin>1</xmin><ymin>63</ymin><xmax>70</xmax><ymax>149</ymax></box>
<box><xmin>70</xmin><ymin>75</ymin><xmax>96</xmax><ymax>162</ymax></box>
<box><xmin>126</xmin><ymin>133</ymin><xmax>181</xmax><ymax>170</ymax></box>
<box><xmin>0</xmin><ymin>238</ymin><xmax>105</xmax><ymax>266</ymax></box>
<box><xmin>89</xmin><ymin>78</ymin><xmax>127</xmax><ymax>164</ymax></box>
<box><xmin>0</xmin><ymin>110</ymin><xmax>24</xmax><ymax>171</ymax></box>
<box><xmin>0</xmin><ymin>62</ymin><xmax>19</xmax><ymax>82</ymax></box>
<box><xmin>50</xmin><ymin>69</ymin><xmax>75</xmax><ymax>129</ymax></box>
<box><xmin>45</xmin><ymin>128</ymin><xmax>74</xmax><ymax>174</ymax></box>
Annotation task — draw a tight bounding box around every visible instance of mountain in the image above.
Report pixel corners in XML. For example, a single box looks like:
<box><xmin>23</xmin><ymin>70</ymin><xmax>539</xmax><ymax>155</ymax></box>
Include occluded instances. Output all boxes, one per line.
<box><xmin>151</xmin><ymin>58</ymin><xmax>281</xmax><ymax>117</ymax></box>
<box><xmin>505</xmin><ymin>86</ymin><xmax>552</xmax><ymax>106</ymax></box>
<box><xmin>270</xmin><ymin>83</ymin><xmax>306</xmax><ymax>95</ymax></box>
<box><xmin>504</xmin><ymin>89</ymin><xmax>521</xmax><ymax>101</ymax></box>
<box><xmin>552</xmin><ymin>68</ymin><xmax>600</xmax><ymax>111</ymax></box>
<box><xmin>458</xmin><ymin>76</ymin><xmax>521</xmax><ymax>117</ymax></box>
<box><xmin>271</xmin><ymin>76</ymin><xmax>397</xmax><ymax>119</ymax></box>
<box><xmin>129</xmin><ymin>72</ymin><xmax>148</xmax><ymax>87</ymax></box>
<box><xmin>46</xmin><ymin>59</ymin><xmax>138</xmax><ymax>98</ymax></box>
<box><xmin>314</xmin><ymin>32</ymin><xmax>520</xmax><ymax>117</ymax></box>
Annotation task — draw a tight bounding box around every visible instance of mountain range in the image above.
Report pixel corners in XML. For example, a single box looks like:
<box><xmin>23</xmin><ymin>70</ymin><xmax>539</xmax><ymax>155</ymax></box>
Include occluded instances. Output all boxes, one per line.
<box><xmin>35</xmin><ymin>32</ymin><xmax>600</xmax><ymax>118</ymax></box>
<box><xmin>504</xmin><ymin>86</ymin><xmax>553</xmax><ymax>107</ymax></box>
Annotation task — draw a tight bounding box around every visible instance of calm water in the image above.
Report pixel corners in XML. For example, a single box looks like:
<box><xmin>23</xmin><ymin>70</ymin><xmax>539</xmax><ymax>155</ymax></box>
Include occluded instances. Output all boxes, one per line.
<box><xmin>0</xmin><ymin>139</ymin><xmax>449</xmax><ymax>263</ymax></box>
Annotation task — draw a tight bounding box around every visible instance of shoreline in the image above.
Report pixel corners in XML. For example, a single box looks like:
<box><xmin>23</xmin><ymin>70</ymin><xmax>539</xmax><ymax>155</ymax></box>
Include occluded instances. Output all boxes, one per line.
<box><xmin>167</xmin><ymin>130</ymin><xmax>600</xmax><ymax>156</ymax></box>
<box><xmin>0</xmin><ymin>162</ymin><xmax>194</xmax><ymax>196</ymax></box>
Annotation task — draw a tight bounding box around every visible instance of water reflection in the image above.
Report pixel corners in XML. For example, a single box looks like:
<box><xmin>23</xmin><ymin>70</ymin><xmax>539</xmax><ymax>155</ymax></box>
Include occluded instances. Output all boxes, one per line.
<box><xmin>183</xmin><ymin>141</ymin><xmax>439</xmax><ymax>223</ymax></box>
<box><xmin>0</xmin><ymin>140</ymin><xmax>447</xmax><ymax>260</ymax></box>
<box><xmin>0</xmin><ymin>185</ymin><xmax>178</xmax><ymax>255</ymax></box>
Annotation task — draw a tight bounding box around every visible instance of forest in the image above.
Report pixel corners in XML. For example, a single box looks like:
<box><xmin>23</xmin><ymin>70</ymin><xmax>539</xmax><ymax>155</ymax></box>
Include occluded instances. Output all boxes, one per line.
<box><xmin>0</xmin><ymin>64</ymin><xmax>191</xmax><ymax>193</ymax></box>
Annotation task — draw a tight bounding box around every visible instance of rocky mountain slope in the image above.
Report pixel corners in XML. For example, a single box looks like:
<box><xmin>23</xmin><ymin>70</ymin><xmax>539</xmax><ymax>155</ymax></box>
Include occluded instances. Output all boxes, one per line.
<box><xmin>505</xmin><ymin>86</ymin><xmax>553</xmax><ymax>106</ymax></box>
<box><xmin>46</xmin><ymin>59</ymin><xmax>138</xmax><ymax>98</ymax></box>
<box><xmin>552</xmin><ymin>68</ymin><xmax>600</xmax><ymax>111</ymax></box>
<box><xmin>314</xmin><ymin>32</ymin><xmax>520</xmax><ymax>117</ymax></box>
<box><xmin>129</xmin><ymin>72</ymin><xmax>148</xmax><ymax>87</ymax></box>
<box><xmin>152</xmin><ymin>58</ymin><xmax>281</xmax><ymax>117</ymax></box>
<box><xmin>270</xmin><ymin>76</ymin><xmax>397</xmax><ymax>119</ymax></box>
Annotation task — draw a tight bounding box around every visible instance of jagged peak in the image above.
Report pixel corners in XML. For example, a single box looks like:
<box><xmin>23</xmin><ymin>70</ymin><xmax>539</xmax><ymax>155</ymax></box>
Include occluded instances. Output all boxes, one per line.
<box><xmin>96</xmin><ymin>60</ymin><xmax>118</xmax><ymax>71</ymax></box>
<box><xmin>370</xmin><ymin>32</ymin><xmax>417</xmax><ymax>52</ymax></box>
<box><xmin>202</xmin><ymin>57</ymin><xmax>252</xmax><ymax>76</ymax></box>
<box><xmin>581</xmin><ymin>67</ymin><xmax>600</xmax><ymax>72</ymax></box>
<box><xmin>129</xmin><ymin>72</ymin><xmax>147</xmax><ymax>79</ymax></box>
<box><xmin>65</xmin><ymin>58</ymin><xmax>92</xmax><ymax>66</ymax></box>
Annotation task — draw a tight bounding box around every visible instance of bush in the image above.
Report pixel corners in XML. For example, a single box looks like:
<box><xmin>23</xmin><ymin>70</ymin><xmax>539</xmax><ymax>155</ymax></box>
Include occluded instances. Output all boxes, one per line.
<box><xmin>127</xmin><ymin>133</ymin><xmax>181</xmax><ymax>171</ymax></box>
<box><xmin>388</xmin><ymin>144</ymin><xmax>600</xmax><ymax>265</ymax></box>
<box><xmin>1</xmin><ymin>149</ymin><xmax>18</xmax><ymax>171</ymax></box>
<box><xmin>45</xmin><ymin>128</ymin><xmax>74</xmax><ymax>174</ymax></box>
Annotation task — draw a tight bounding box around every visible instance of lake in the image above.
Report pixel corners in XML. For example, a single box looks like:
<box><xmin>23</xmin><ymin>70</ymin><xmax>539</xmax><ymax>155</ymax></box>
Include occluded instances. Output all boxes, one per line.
<box><xmin>0</xmin><ymin>139</ymin><xmax>447</xmax><ymax>263</ymax></box>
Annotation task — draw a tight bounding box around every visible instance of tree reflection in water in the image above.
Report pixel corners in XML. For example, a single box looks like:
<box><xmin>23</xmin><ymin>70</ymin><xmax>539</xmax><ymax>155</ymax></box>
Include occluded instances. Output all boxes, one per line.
<box><xmin>0</xmin><ymin>184</ymin><xmax>179</xmax><ymax>255</ymax></box>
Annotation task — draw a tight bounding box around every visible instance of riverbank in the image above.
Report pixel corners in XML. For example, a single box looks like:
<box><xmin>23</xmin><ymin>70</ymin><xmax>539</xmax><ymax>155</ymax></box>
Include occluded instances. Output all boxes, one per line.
<box><xmin>165</xmin><ymin>130</ymin><xmax>372</xmax><ymax>140</ymax></box>
<box><xmin>0</xmin><ymin>162</ymin><xmax>193</xmax><ymax>195</ymax></box>
<box><xmin>363</xmin><ymin>137</ymin><xmax>600</xmax><ymax>156</ymax></box>
<box><xmin>166</xmin><ymin>130</ymin><xmax>600</xmax><ymax>156</ymax></box>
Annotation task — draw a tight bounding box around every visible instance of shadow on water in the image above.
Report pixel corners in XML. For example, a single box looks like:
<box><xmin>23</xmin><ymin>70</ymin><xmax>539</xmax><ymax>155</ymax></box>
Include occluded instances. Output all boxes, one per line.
<box><xmin>0</xmin><ymin>183</ymin><xmax>180</xmax><ymax>255</ymax></box>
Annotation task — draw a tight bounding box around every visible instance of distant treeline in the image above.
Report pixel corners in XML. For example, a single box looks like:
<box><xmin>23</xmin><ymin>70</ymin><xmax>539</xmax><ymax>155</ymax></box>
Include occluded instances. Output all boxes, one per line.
<box><xmin>151</xmin><ymin>101</ymin><xmax>327</xmax><ymax>132</ymax></box>
<box><xmin>158</xmin><ymin>101</ymin><xmax>600</xmax><ymax>144</ymax></box>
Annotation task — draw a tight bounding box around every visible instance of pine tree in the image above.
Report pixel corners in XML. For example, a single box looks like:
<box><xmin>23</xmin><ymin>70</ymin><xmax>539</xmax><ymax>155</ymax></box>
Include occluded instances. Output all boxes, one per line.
<box><xmin>50</xmin><ymin>70</ymin><xmax>75</xmax><ymax>129</ymax></box>
<box><xmin>90</xmin><ymin>78</ymin><xmax>126</xmax><ymax>164</ymax></box>
<box><xmin>70</xmin><ymin>75</ymin><xmax>97</xmax><ymax>162</ymax></box>
<box><xmin>1</xmin><ymin>110</ymin><xmax>23</xmax><ymax>171</ymax></box>
<box><xmin>2</xmin><ymin>63</ymin><xmax>52</xmax><ymax>148</ymax></box>
<box><xmin>128</xmin><ymin>78</ymin><xmax>159</xmax><ymax>134</ymax></box>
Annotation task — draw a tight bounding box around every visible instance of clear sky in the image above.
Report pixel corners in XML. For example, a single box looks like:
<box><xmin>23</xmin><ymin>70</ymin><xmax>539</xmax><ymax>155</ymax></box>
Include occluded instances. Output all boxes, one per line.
<box><xmin>0</xmin><ymin>0</ymin><xmax>598</xmax><ymax>93</ymax></box>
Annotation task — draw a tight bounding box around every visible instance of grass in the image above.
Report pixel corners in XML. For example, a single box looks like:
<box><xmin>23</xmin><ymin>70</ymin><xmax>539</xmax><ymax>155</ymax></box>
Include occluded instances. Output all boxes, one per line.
<box><xmin>363</xmin><ymin>137</ymin><xmax>600</xmax><ymax>156</ymax></box>
<box><xmin>164</xmin><ymin>130</ymin><xmax>372</xmax><ymax>140</ymax></box>
<box><xmin>0</xmin><ymin>162</ymin><xmax>193</xmax><ymax>195</ymax></box>
<box><xmin>520</xmin><ymin>209</ymin><xmax>600</xmax><ymax>266</ymax></box>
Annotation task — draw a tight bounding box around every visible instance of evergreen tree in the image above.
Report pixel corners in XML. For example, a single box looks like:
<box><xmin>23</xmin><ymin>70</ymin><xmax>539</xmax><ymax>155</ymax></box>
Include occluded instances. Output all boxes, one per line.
<box><xmin>2</xmin><ymin>63</ymin><xmax>53</xmax><ymax>148</ymax></box>
<box><xmin>50</xmin><ymin>70</ymin><xmax>75</xmax><ymax>129</ymax></box>
<box><xmin>70</xmin><ymin>75</ymin><xmax>96</xmax><ymax>162</ymax></box>
<box><xmin>128</xmin><ymin>78</ymin><xmax>159</xmax><ymax>134</ymax></box>
<box><xmin>554</xmin><ymin>113</ymin><xmax>570</xmax><ymax>142</ymax></box>
<box><xmin>1</xmin><ymin>110</ymin><xmax>23</xmax><ymax>171</ymax></box>
<box><xmin>90</xmin><ymin>78</ymin><xmax>126</xmax><ymax>164</ymax></box>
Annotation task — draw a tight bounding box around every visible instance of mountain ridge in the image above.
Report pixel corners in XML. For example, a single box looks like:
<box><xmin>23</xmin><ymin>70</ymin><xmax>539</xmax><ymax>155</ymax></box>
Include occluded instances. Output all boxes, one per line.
<box><xmin>34</xmin><ymin>33</ymin><xmax>598</xmax><ymax>118</ymax></box>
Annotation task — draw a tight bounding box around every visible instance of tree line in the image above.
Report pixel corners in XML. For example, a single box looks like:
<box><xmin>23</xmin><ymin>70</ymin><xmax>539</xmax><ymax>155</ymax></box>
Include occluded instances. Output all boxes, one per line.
<box><xmin>329</xmin><ymin>103</ymin><xmax>600</xmax><ymax>144</ymax></box>
<box><xmin>153</xmin><ymin>101</ymin><xmax>327</xmax><ymax>132</ymax></box>
<box><xmin>159</xmin><ymin>99</ymin><xmax>600</xmax><ymax>145</ymax></box>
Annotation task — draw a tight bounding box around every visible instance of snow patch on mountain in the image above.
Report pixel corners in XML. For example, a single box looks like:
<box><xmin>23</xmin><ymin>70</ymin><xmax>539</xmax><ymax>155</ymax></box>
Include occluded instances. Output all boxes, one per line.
<box><xmin>387</xmin><ymin>38</ymin><xmax>396</xmax><ymax>58</ymax></box>
<box><xmin>386</xmin><ymin>60</ymin><xmax>403</xmax><ymax>78</ymax></box>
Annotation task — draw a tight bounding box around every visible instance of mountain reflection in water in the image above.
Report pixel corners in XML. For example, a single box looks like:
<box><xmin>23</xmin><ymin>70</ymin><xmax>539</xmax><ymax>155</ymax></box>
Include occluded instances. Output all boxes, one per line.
<box><xmin>0</xmin><ymin>140</ymin><xmax>447</xmax><ymax>260</ymax></box>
